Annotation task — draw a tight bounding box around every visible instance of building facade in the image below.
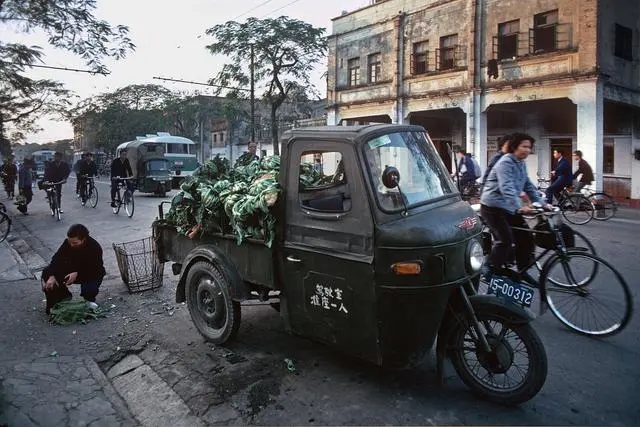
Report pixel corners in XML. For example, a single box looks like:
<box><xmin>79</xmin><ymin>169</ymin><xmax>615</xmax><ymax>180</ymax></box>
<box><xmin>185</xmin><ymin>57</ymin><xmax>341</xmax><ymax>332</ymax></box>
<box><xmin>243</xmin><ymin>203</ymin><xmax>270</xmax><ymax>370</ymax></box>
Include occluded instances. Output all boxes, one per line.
<box><xmin>327</xmin><ymin>0</ymin><xmax>640</xmax><ymax>204</ymax></box>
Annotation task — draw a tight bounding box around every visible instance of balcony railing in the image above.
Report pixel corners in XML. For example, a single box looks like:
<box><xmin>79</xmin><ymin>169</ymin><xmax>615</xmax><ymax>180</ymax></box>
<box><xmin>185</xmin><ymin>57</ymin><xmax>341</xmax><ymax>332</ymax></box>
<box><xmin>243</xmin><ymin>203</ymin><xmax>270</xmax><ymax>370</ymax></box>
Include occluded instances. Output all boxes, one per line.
<box><xmin>491</xmin><ymin>23</ymin><xmax>573</xmax><ymax>60</ymax></box>
<box><xmin>409</xmin><ymin>46</ymin><xmax>466</xmax><ymax>75</ymax></box>
<box><xmin>529</xmin><ymin>22</ymin><xmax>572</xmax><ymax>54</ymax></box>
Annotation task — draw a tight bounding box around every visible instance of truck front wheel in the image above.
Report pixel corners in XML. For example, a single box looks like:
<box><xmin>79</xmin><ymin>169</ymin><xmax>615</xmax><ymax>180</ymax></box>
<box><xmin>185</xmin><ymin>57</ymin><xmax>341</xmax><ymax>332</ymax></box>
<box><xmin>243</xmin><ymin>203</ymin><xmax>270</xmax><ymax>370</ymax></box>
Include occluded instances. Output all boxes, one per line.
<box><xmin>185</xmin><ymin>261</ymin><xmax>241</xmax><ymax>345</ymax></box>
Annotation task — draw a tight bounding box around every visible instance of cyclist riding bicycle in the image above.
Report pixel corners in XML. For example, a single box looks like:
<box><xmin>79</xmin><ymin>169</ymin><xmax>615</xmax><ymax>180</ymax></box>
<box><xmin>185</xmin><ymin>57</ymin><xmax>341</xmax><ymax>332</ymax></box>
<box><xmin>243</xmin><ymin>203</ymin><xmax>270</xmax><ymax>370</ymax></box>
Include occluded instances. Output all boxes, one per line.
<box><xmin>571</xmin><ymin>150</ymin><xmax>594</xmax><ymax>193</ymax></box>
<box><xmin>546</xmin><ymin>148</ymin><xmax>572</xmax><ymax>204</ymax></box>
<box><xmin>480</xmin><ymin>132</ymin><xmax>553</xmax><ymax>281</ymax></box>
<box><xmin>43</xmin><ymin>152</ymin><xmax>70</xmax><ymax>213</ymax></box>
<box><xmin>78</xmin><ymin>152</ymin><xmax>98</xmax><ymax>206</ymax></box>
<box><xmin>1</xmin><ymin>156</ymin><xmax>18</xmax><ymax>199</ymax></box>
<box><xmin>110</xmin><ymin>149</ymin><xmax>133</xmax><ymax>208</ymax></box>
<box><xmin>73</xmin><ymin>153</ymin><xmax>86</xmax><ymax>197</ymax></box>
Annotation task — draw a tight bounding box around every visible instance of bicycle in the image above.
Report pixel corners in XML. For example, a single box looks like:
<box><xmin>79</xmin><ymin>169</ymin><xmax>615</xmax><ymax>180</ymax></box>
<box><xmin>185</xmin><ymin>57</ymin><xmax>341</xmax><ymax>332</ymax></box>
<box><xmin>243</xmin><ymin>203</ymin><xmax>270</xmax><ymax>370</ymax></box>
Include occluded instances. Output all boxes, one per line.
<box><xmin>41</xmin><ymin>180</ymin><xmax>66</xmax><ymax>221</ymax></box>
<box><xmin>578</xmin><ymin>185</ymin><xmax>617</xmax><ymax>221</ymax></box>
<box><xmin>475</xmin><ymin>204</ymin><xmax>632</xmax><ymax>337</ymax></box>
<box><xmin>0</xmin><ymin>209</ymin><xmax>10</xmax><ymax>243</ymax></box>
<box><xmin>79</xmin><ymin>175</ymin><xmax>99</xmax><ymax>208</ymax></box>
<box><xmin>111</xmin><ymin>177</ymin><xmax>135</xmax><ymax>218</ymax></box>
<box><xmin>538</xmin><ymin>178</ymin><xmax>594</xmax><ymax>225</ymax></box>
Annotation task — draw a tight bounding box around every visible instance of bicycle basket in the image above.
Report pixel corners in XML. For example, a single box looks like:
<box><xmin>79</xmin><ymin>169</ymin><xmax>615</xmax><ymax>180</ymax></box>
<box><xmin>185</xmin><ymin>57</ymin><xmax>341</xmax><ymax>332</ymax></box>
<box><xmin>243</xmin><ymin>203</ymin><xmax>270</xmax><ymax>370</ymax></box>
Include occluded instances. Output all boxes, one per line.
<box><xmin>112</xmin><ymin>236</ymin><xmax>164</xmax><ymax>293</ymax></box>
<box><xmin>533</xmin><ymin>221</ymin><xmax>575</xmax><ymax>249</ymax></box>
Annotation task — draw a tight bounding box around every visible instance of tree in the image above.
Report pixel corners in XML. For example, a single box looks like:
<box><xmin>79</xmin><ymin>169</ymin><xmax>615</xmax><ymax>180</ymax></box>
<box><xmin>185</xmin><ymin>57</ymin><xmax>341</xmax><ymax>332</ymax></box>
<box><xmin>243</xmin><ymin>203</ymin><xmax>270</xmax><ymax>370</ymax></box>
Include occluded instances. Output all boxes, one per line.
<box><xmin>71</xmin><ymin>84</ymin><xmax>176</xmax><ymax>153</ymax></box>
<box><xmin>205</xmin><ymin>16</ymin><xmax>326</xmax><ymax>155</ymax></box>
<box><xmin>0</xmin><ymin>0</ymin><xmax>135</xmax><ymax>155</ymax></box>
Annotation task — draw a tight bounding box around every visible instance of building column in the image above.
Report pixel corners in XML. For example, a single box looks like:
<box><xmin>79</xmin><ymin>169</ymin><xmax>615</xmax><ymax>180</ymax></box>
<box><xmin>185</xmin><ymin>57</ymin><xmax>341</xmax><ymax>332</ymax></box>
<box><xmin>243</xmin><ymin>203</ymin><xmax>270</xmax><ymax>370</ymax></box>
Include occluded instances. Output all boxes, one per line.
<box><xmin>465</xmin><ymin>99</ymin><xmax>488</xmax><ymax>169</ymax></box>
<box><xmin>327</xmin><ymin>109</ymin><xmax>341</xmax><ymax>126</ymax></box>
<box><xmin>632</xmin><ymin>110</ymin><xmax>640</xmax><ymax>200</ymax></box>
<box><xmin>574</xmin><ymin>80</ymin><xmax>604</xmax><ymax>191</ymax></box>
<box><xmin>524</xmin><ymin>112</ymin><xmax>544</xmax><ymax>182</ymax></box>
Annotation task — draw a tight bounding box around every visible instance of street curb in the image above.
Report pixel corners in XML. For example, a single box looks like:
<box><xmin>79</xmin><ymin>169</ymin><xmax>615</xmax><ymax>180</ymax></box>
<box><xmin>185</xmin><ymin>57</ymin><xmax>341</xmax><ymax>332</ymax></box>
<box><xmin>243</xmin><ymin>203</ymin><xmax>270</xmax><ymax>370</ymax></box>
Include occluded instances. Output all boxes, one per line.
<box><xmin>108</xmin><ymin>355</ymin><xmax>206</xmax><ymax>427</ymax></box>
<box><xmin>2</xmin><ymin>212</ymin><xmax>50</xmax><ymax>280</ymax></box>
<box><xmin>84</xmin><ymin>356</ymin><xmax>140</xmax><ymax>427</ymax></box>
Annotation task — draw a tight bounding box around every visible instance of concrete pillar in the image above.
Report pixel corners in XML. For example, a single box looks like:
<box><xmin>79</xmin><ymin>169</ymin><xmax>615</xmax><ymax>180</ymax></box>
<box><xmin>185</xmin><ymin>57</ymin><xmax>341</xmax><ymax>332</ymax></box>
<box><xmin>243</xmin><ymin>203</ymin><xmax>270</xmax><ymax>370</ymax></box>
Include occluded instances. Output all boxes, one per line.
<box><xmin>327</xmin><ymin>109</ymin><xmax>340</xmax><ymax>126</ymax></box>
<box><xmin>631</xmin><ymin>114</ymin><xmax>640</xmax><ymax>200</ymax></box>
<box><xmin>573</xmin><ymin>80</ymin><xmax>604</xmax><ymax>191</ymax></box>
<box><xmin>465</xmin><ymin>101</ymin><xmax>488</xmax><ymax>169</ymax></box>
<box><xmin>524</xmin><ymin>112</ymin><xmax>544</xmax><ymax>182</ymax></box>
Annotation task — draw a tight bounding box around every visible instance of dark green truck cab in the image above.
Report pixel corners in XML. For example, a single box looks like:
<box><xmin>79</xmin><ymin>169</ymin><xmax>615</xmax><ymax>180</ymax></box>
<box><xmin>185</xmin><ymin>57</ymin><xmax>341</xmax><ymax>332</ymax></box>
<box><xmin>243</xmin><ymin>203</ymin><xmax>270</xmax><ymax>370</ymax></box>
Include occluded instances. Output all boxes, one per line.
<box><xmin>154</xmin><ymin>124</ymin><xmax>548</xmax><ymax>405</ymax></box>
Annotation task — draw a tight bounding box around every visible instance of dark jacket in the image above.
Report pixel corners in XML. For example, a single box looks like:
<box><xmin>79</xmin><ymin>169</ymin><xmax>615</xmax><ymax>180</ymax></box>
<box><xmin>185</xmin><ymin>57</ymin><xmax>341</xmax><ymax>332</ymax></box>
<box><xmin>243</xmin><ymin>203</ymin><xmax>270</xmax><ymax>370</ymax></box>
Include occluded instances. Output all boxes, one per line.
<box><xmin>234</xmin><ymin>152</ymin><xmax>259</xmax><ymax>167</ymax></box>
<box><xmin>457</xmin><ymin>155</ymin><xmax>475</xmax><ymax>181</ymax></box>
<box><xmin>44</xmin><ymin>161</ymin><xmax>71</xmax><ymax>182</ymax></box>
<box><xmin>1</xmin><ymin>163</ymin><xmax>17</xmax><ymax>179</ymax></box>
<box><xmin>78</xmin><ymin>160</ymin><xmax>98</xmax><ymax>177</ymax></box>
<box><xmin>573</xmin><ymin>159</ymin><xmax>594</xmax><ymax>184</ymax></box>
<box><xmin>553</xmin><ymin>156</ymin><xmax>572</xmax><ymax>187</ymax></box>
<box><xmin>18</xmin><ymin>165</ymin><xmax>33</xmax><ymax>188</ymax></box>
<box><xmin>110</xmin><ymin>158</ymin><xmax>133</xmax><ymax>178</ymax></box>
<box><xmin>41</xmin><ymin>236</ymin><xmax>106</xmax><ymax>285</ymax></box>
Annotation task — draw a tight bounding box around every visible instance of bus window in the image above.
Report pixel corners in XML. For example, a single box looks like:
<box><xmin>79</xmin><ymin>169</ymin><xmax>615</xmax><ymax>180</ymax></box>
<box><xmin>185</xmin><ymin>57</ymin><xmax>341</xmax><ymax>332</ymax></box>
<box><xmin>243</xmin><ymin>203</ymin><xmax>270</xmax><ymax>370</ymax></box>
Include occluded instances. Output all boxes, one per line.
<box><xmin>166</xmin><ymin>144</ymin><xmax>190</xmax><ymax>154</ymax></box>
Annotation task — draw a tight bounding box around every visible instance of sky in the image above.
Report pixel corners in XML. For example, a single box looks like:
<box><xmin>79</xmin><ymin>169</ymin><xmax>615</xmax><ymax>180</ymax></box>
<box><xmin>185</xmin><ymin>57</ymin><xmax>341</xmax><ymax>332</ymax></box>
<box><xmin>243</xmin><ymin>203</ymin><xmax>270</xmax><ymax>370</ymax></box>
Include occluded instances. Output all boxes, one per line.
<box><xmin>2</xmin><ymin>0</ymin><xmax>370</xmax><ymax>144</ymax></box>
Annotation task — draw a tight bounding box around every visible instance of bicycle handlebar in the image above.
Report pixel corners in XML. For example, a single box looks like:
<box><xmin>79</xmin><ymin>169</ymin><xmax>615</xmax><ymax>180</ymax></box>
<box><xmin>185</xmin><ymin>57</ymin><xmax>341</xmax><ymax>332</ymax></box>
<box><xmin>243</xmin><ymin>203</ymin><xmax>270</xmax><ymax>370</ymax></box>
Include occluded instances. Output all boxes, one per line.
<box><xmin>111</xmin><ymin>176</ymin><xmax>135</xmax><ymax>181</ymax></box>
<box><xmin>42</xmin><ymin>180</ymin><xmax>66</xmax><ymax>185</ymax></box>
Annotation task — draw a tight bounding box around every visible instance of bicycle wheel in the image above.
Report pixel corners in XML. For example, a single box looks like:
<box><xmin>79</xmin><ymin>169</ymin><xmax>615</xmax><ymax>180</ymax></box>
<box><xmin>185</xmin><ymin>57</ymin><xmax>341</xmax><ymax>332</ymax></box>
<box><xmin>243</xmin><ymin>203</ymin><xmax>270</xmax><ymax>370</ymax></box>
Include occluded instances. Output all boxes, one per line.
<box><xmin>48</xmin><ymin>192</ymin><xmax>57</xmax><ymax>217</ymax></box>
<box><xmin>0</xmin><ymin>211</ymin><xmax>10</xmax><ymax>243</ymax></box>
<box><xmin>561</xmin><ymin>195</ymin><xmax>594</xmax><ymax>225</ymax></box>
<box><xmin>588</xmin><ymin>193</ymin><xmax>617</xmax><ymax>221</ymax></box>
<box><xmin>88</xmin><ymin>185</ymin><xmax>99</xmax><ymax>208</ymax></box>
<box><xmin>534</xmin><ymin>228</ymin><xmax>598</xmax><ymax>286</ymax></box>
<box><xmin>112</xmin><ymin>190</ymin><xmax>121</xmax><ymax>214</ymax></box>
<box><xmin>542</xmin><ymin>251</ymin><xmax>632</xmax><ymax>337</ymax></box>
<box><xmin>124</xmin><ymin>190</ymin><xmax>134</xmax><ymax>218</ymax></box>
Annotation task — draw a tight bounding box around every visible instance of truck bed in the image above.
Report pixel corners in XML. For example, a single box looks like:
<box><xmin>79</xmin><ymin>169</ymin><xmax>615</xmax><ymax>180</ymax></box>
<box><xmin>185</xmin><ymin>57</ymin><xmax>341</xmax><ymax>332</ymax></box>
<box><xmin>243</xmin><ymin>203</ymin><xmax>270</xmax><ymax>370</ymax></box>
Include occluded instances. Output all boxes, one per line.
<box><xmin>154</xmin><ymin>224</ymin><xmax>277</xmax><ymax>290</ymax></box>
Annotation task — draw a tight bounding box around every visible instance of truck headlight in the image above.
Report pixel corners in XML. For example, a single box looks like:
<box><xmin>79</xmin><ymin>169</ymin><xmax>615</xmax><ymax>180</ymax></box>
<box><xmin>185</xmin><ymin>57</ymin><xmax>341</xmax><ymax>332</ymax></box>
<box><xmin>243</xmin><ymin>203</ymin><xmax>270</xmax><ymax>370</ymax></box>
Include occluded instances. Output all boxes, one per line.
<box><xmin>467</xmin><ymin>239</ymin><xmax>484</xmax><ymax>273</ymax></box>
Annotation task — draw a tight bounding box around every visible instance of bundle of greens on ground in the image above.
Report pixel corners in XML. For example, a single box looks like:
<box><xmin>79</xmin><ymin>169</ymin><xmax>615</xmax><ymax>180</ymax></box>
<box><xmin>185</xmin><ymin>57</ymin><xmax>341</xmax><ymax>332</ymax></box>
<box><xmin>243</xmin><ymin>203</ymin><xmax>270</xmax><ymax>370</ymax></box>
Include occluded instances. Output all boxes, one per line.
<box><xmin>49</xmin><ymin>299</ymin><xmax>107</xmax><ymax>325</ymax></box>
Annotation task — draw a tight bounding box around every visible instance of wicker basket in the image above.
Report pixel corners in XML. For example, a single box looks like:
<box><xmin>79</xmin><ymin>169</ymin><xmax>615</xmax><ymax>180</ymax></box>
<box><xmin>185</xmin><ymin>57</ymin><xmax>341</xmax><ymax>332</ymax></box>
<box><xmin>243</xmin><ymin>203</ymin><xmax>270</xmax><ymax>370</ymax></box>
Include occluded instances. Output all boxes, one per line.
<box><xmin>113</xmin><ymin>236</ymin><xmax>164</xmax><ymax>293</ymax></box>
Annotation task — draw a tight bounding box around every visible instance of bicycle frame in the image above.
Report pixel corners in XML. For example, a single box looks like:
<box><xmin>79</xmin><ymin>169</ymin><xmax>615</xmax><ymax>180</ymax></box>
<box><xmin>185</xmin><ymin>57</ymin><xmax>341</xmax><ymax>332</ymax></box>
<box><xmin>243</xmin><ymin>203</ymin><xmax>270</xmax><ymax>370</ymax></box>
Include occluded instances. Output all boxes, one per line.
<box><xmin>480</xmin><ymin>209</ymin><xmax>589</xmax><ymax>315</ymax></box>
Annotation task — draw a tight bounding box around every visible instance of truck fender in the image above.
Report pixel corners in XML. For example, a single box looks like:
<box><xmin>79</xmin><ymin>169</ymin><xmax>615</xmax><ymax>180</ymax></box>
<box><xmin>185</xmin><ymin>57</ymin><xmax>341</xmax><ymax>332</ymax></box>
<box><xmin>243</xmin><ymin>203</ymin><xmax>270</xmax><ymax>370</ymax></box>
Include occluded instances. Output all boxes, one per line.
<box><xmin>175</xmin><ymin>245</ymin><xmax>248</xmax><ymax>303</ymax></box>
<box><xmin>435</xmin><ymin>293</ymin><xmax>535</xmax><ymax>385</ymax></box>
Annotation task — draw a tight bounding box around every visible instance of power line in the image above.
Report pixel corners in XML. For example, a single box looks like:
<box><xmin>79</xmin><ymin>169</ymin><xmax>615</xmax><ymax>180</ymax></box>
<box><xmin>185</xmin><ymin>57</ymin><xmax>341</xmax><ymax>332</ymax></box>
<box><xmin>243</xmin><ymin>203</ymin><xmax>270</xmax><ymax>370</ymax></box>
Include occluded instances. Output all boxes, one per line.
<box><xmin>4</xmin><ymin>62</ymin><xmax>109</xmax><ymax>74</ymax></box>
<box><xmin>152</xmin><ymin>76</ymin><xmax>252</xmax><ymax>92</ymax></box>
<box><xmin>260</xmin><ymin>0</ymin><xmax>305</xmax><ymax>17</ymax></box>
<box><xmin>230</xmin><ymin>0</ymin><xmax>277</xmax><ymax>21</ymax></box>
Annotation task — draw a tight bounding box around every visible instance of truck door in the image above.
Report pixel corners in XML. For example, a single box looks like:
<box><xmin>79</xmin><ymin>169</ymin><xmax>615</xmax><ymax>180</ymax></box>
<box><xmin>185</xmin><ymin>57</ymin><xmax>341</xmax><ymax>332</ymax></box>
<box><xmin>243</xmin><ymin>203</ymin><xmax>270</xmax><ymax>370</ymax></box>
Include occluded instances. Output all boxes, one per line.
<box><xmin>282</xmin><ymin>140</ymin><xmax>378</xmax><ymax>364</ymax></box>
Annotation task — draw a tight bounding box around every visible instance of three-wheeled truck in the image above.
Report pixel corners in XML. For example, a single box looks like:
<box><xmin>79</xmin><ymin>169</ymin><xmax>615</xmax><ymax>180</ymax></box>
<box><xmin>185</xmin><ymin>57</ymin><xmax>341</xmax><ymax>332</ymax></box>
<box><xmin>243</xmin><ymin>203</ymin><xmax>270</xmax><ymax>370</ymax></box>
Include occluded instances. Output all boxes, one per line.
<box><xmin>153</xmin><ymin>124</ymin><xmax>548</xmax><ymax>405</ymax></box>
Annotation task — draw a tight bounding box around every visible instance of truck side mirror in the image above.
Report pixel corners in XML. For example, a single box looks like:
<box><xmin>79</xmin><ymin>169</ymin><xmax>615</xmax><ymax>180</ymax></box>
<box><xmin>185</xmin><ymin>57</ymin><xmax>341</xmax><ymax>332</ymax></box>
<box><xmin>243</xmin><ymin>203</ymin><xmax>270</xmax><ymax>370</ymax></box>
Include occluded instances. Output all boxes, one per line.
<box><xmin>382</xmin><ymin>166</ymin><xmax>400</xmax><ymax>189</ymax></box>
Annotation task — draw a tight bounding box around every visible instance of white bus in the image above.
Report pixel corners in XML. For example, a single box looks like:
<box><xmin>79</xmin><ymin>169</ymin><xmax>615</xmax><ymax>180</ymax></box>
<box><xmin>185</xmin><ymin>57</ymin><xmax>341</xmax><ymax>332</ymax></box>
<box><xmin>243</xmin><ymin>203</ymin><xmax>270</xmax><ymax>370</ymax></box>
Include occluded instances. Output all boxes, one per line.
<box><xmin>117</xmin><ymin>133</ymin><xmax>197</xmax><ymax>189</ymax></box>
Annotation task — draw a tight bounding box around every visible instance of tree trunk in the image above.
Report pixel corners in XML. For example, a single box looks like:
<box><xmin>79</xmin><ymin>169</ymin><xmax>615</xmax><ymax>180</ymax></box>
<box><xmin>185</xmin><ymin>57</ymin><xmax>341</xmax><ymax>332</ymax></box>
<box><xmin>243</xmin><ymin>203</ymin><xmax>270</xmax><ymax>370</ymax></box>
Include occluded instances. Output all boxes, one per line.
<box><xmin>270</xmin><ymin>103</ymin><xmax>279</xmax><ymax>156</ymax></box>
<box><xmin>0</xmin><ymin>114</ymin><xmax>11</xmax><ymax>157</ymax></box>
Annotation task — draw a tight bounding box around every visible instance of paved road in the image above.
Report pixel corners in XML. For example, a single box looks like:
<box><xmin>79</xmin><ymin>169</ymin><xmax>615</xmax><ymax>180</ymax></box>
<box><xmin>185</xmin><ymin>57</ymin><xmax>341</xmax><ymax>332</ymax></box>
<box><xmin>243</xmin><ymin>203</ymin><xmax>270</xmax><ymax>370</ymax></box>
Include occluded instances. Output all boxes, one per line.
<box><xmin>2</xmin><ymin>180</ymin><xmax>639</xmax><ymax>425</ymax></box>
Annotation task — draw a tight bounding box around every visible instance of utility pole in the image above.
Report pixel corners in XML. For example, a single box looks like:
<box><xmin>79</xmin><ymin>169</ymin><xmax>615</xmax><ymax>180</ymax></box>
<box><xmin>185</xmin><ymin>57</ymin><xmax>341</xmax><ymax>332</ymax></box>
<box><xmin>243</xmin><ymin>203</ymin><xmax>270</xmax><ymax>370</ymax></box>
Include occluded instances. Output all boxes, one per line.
<box><xmin>250</xmin><ymin>44</ymin><xmax>256</xmax><ymax>144</ymax></box>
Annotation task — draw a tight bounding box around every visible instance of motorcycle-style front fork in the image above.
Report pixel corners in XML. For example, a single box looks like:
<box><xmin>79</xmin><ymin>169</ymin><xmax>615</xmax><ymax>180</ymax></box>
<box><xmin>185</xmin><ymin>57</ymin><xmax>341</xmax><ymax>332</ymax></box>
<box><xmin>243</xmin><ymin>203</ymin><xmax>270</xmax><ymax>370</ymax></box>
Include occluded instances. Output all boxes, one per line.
<box><xmin>460</xmin><ymin>280</ymin><xmax>492</xmax><ymax>353</ymax></box>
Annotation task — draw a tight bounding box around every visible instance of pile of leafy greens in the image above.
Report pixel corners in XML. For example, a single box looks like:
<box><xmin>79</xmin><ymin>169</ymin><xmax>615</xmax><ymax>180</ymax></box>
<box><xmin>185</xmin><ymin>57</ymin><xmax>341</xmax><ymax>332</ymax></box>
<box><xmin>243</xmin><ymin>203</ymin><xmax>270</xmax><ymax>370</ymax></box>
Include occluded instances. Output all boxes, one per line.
<box><xmin>162</xmin><ymin>155</ymin><xmax>282</xmax><ymax>247</ymax></box>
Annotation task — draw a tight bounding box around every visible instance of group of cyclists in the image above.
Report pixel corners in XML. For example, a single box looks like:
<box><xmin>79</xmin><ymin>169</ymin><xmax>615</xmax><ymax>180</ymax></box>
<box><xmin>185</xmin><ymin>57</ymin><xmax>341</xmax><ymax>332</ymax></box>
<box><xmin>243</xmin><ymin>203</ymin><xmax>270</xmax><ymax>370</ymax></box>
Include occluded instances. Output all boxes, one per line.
<box><xmin>1</xmin><ymin>150</ymin><xmax>134</xmax><ymax>215</ymax></box>
<box><xmin>467</xmin><ymin>132</ymin><xmax>595</xmax><ymax>282</ymax></box>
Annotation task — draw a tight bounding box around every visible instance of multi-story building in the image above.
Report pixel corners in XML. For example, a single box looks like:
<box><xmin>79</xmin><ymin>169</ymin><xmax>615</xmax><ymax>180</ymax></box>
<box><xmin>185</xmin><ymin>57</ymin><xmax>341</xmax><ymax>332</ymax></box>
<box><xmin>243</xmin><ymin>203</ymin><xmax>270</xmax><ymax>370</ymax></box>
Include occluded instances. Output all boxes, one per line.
<box><xmin>327</xmin><ymin>0</ymin><xmax>640</xmax><ymax>204</ymax></box>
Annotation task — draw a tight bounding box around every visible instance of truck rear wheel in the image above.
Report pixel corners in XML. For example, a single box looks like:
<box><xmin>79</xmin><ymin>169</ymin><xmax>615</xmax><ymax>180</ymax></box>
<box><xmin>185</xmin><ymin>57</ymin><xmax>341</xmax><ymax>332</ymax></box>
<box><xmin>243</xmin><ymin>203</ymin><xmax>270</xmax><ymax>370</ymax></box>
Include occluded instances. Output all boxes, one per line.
<box><xmin>185</xmin><ymin>261</ymin><xmax>241</xmax><ymax>345</ymax></box>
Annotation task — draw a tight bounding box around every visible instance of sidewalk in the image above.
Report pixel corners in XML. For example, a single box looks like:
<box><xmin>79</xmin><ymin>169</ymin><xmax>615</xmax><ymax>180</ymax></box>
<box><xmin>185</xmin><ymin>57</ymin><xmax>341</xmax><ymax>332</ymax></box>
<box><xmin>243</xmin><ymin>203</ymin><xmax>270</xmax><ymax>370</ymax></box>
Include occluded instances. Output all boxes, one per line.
<box><xmin>0</xmin><ymin>237</ymin><xmax>33</xmax><ymax>282</ymax></box>
<box><xmin>0</xmin><ymin>355</ymin><xmax>137</xmax><ymax>427</ymax></box>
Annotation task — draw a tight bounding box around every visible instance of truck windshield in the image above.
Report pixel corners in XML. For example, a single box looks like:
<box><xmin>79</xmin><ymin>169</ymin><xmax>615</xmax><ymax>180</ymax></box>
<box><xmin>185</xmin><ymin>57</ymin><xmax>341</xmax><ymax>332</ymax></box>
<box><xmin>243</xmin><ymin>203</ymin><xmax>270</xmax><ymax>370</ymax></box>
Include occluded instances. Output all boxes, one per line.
<box><xmin>147</xmin><ymin>159</ymin><xmax>168</xmax><ymax>171</ymax></box>
<box><xmin>364</xmin><ymin>131</ymin><xmax>456</xmax><ymax>211</ymax></box>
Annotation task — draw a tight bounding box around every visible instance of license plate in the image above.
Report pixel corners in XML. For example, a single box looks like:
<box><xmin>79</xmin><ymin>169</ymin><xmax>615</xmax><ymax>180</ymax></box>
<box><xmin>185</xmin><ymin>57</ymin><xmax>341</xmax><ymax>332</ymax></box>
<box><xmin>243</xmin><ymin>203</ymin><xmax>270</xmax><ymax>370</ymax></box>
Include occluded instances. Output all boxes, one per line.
<box><xmin>486</xmin><ymin>276</ymin><xmax>535</xmax><ymax>307</ymax></box>
<box><xmin>174</xmin><ymin>161</ymin><xmax>183</xmax><ymax>166</ymax></box>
